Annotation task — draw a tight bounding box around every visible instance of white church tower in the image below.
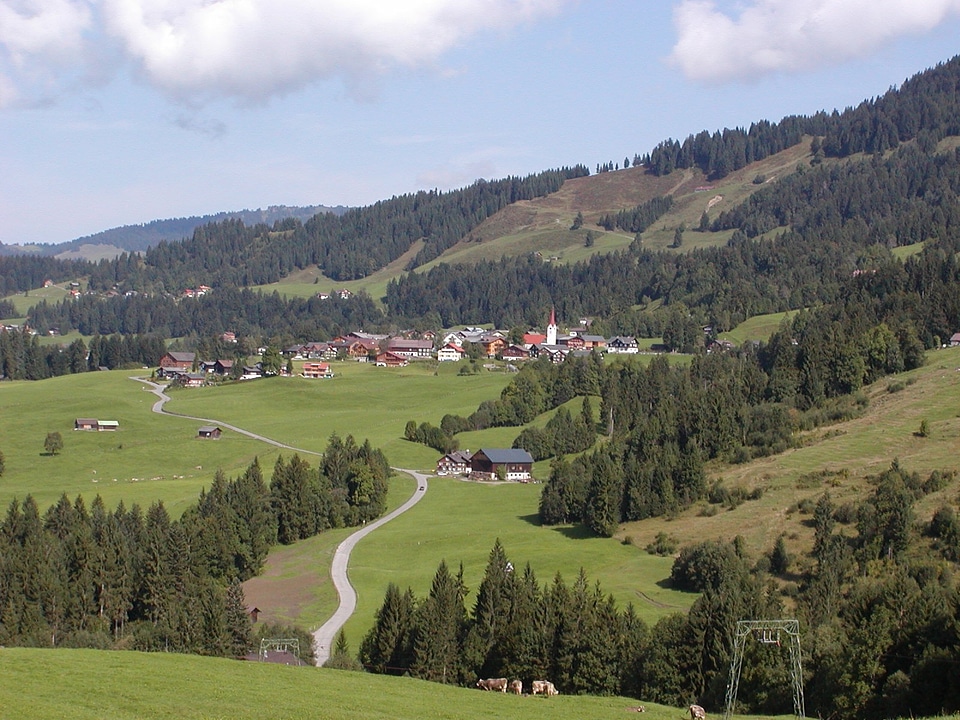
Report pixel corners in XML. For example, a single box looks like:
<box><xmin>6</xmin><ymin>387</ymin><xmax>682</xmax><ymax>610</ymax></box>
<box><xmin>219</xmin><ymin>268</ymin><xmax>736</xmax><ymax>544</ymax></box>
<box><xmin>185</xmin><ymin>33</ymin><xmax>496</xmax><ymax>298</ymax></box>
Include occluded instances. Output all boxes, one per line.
<box><xmin>546</xmin><ymin>306</ymin><xmax>558</xmax><ymax>346</ymax></box>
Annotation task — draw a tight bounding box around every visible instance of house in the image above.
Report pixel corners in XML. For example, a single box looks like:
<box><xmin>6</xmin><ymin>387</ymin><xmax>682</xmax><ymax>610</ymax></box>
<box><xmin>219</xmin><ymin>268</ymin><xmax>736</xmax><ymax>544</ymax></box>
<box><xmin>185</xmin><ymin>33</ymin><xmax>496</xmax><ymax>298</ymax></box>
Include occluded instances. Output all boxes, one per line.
<box><xmin>386</xmin><ymin>338</ymin><xmax>435</xmax><ymax>359</ymax></box>
<box><xmin>221</xmin><ymin>331</ymin><xmax>237</xmax><ymax>344</ymax></box>
<box><xmin>501</xmin><ymin>344</ymin><xmax>531</xmax><ymax>361</ymax></box>
<box><xmin>375</xmin><ymin>351</ymin><xmax>409</xmax><ymax>368</ymax></box>
<box><xmin>200</xmin><ymin>359</ymin><xmax>234</xmax><ymax>375</ymax></box>
<box><xmin>523</xmin><ymin>332</ymin><xmax>547</xmax><ymax>347</ymax></box>
<box><xmin>97</xmin><ymin>420</ymin><xmax>119</xmax><ymax>431</ymax></box>
<box><xmin>563</xmin><ymin>335</ymin><xmax>585</xmax><ymax>350</ymax></box>
<box><xmin>179</xmin><ymin>373</ymin><xmax>206</xmax><ymax>388</ymax></box>
<box><xmin>436</xmin><ymin>450</ymin><xmax>473</xmax><ymax>476</ymax></box>
<box><xmin>75</xmin><ymin>418</ymin><xmax>98</xmax><ymax>431</ymax></box>
<box><xmin>606</xmin><ymin>336</ymin><xmax>639</xmax><ymax>354</ymax></box>
<box><xmin>470</xmin><ymin>448</ymin><xmax>535</xmax><ymax>482</ymax></box>
<box><xmin>198</xmin><ymin>426</ymin><xmax>223</xmax><ymax>439</ymax></box>
<box><xmin>302</xmin><ymin>362</ymin><xmax>334</xmax><ymax>379</ymax></box>
<box><xmin>159</xmin><ymin>351</ymin><xmax>196</xmax><ymax>374</ymax></box>
<box><xmin>437</xmin><ymin>343</ymin><xmax>467</xmax><ymax>362</ymax></box>
<box><xmin>950</xmin><ymin>332</ymin><xmax>960</xmax><ymax>347</ymax></box>
<box><xmin>241</xmin><ymin>364</ymin><xmax>263</xmax><ymax>380</ymax></box>
<box><xmin>479</xmin><ymin>334</ymin><xmax>507</xmax><ymax>358</ymax></box>
<box><xmin>580</xmin><ymin>334</ymin><xmax>607</xmax><ymax>350</ymax></box>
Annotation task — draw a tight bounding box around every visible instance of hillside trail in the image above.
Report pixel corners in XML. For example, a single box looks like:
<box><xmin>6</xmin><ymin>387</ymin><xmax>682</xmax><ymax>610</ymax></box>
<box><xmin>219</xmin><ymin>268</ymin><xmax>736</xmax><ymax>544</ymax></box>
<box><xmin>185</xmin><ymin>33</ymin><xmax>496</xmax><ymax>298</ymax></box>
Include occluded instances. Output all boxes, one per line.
<box><xmin>131</xmin><ymin>376</ymin><xmax>430</xmax><ymax>667</ymax></box>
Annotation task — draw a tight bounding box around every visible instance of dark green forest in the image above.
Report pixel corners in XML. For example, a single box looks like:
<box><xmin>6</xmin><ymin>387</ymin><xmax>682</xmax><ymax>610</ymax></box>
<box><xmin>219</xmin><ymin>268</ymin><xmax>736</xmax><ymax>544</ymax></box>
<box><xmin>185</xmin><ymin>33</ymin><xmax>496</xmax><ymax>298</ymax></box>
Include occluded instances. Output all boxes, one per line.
<box><xmin>0</xmin><ymin>434</ymin><xmax>389</xmax><ymax>656</ymax></box>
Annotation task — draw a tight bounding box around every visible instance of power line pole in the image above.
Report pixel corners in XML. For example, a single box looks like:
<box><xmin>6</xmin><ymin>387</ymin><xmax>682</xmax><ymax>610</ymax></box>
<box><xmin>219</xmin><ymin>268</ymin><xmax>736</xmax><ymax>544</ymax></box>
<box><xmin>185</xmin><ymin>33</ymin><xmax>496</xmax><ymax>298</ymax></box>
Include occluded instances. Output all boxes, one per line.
<box><xmin>723</xmin><ymin>619</ymin><xmax>805</xmax><ymax>719</ymax></box>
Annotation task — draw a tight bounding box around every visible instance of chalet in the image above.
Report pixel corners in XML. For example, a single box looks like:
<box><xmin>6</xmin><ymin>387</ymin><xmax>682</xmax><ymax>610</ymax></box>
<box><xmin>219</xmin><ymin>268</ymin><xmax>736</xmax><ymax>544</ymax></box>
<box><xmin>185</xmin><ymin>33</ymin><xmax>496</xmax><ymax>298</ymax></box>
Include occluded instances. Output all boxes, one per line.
<box><xmin>501</xmin><ymin>344</ymin><xmax>531</xmax><ymax>361</ymax></box>
<box><xmin>470</xmin><ymin>448</ymin><xmax>534</xmax><ymax>482</ymax></box>
<box><xmin>531</xmin><ymin>344</ymin><xmax>569</xmax><ymax>364</ymax></box>
<box><xmin>179</xmin><ymin>373</ymin><xmax>206</xmax><ymax>388</ymax></box>
<box><xmin>302</xmin><ymin>362</ymin><xmax>334</xmax><ymax>379</ymax></box>
<box><xmin>437</xmin><ymin>343</ymin><xmax>467</xmax><ymax>362</ymax></box>
<box><xmin>563</xmin><ymin>335</ymin><xmax>585</xmax><ymax>350</ymax></box>
<box><xmin>302</xmin><ymin>342</ymin><xmax>335</xmax><ymax>359</ymax></box>
<box><xmin>200</xmin><ymin>359</ymin><xmax>234</xmax><ymax>375</ymax></box>
<box><xmin>606</xmin><ymin>336</ymin><xmax>639</xmax><ymax>354</ymax></box>
<box><xmin>950</xmin><ymin>332</ymin><xmax>960</xmax><ymax>347</ymax></box>
<box><xmin>241</xmin><ymin>364</ymin><xmax>263</xmax><ymax>379</ymax></box>
<box><xmin>707</xmin><ymin>339</ymin><xmax>736</xmax><ymax>353</ymax></box>
<box><xmin>221</xmin><ymin>331</ymin><xmax>237</xmax><ymax>344</ymax></box>
<box><xmin>387</xmin><ymin>338</ymin><xmax>435</xmax><ymax>359</ymax></box>
<box><xmin>375</xmin><ymin>351</ymin><xmax>408</xmax><ymax>368</ymax></box>
<box><xmin>75</xmin><ymin>418</ymin><xmax>98</xmax><ymax>431</ymax></box>
<box><xmin>197</xmin><ymin>426</ymin><xmax>223</xmax><ymax>439</ymax></box>
<box><xmin>479</xmin><ymin>334</ymin><xmax>507</xmax><ymax>358</ymax></box>
<box><xmin>436</xmin><ymin>450</ymin><xmax>473</xmax><ymax>476</ymax></box>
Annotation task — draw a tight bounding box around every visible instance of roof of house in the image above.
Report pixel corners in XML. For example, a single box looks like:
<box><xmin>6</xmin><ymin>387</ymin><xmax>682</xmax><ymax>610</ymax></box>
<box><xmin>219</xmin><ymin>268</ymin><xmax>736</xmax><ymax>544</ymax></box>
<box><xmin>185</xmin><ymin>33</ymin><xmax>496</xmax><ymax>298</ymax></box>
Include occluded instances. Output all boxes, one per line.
<box><xmin>476</xmin><ymin>448</ymin><xmax>534</xmax><ymax>464</ymax></box>
<box><xmin>387</xmin><ymin>338</ymin><xmax>434</xmax><ymax>349</ymax></box>
<box><xmin>198</xmin><ymin>426</ymin><xmax>222</xmax><ymax>433</ymax></box>
<box><xmin>165</xmin><ymin>351</ymin><xmax>196</xmax><ymax>362</ymax></box>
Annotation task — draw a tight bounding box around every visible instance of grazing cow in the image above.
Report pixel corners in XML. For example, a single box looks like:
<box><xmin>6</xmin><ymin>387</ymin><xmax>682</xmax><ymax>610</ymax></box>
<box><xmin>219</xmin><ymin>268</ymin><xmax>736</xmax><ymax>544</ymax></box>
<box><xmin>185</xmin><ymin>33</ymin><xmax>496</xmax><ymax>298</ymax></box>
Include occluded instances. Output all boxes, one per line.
<box><xmin>477</xmin><ymin>678</ymin><xmax>507</xmax><ymax>692</ymax></box>
<box><xmin>689</xmin><ymin>704</ymin><xmax>706</xmax><ymax>720</ymax></box>
<box><xmin>531</xmin><ymin>680</ymin><xmax>558</xmax><ymax>696</ymax></box>
<box><xmin>508</xmin><ymin>679</ymin><xmax>522</xmax><ymax>695</ymax></box>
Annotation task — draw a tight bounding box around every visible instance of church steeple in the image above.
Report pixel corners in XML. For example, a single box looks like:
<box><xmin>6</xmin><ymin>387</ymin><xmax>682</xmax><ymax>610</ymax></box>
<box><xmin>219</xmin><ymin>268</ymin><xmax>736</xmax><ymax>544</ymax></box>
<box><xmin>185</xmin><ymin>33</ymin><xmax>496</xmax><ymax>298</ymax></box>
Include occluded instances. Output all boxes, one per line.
<box><xmin>546</xmin><ymin>306</ymin><xmax>557</xmax><ymax>346</ymax></box>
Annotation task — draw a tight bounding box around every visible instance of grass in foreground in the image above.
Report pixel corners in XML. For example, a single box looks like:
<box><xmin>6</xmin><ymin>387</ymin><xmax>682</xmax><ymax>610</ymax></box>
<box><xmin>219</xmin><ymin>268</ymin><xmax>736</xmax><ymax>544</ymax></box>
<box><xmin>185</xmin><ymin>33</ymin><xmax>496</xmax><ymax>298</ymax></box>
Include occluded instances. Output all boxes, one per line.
<box><xmin>0</xmin><ymin>647</ymin><xmax>796</xmax><ymax>720</ymax></box>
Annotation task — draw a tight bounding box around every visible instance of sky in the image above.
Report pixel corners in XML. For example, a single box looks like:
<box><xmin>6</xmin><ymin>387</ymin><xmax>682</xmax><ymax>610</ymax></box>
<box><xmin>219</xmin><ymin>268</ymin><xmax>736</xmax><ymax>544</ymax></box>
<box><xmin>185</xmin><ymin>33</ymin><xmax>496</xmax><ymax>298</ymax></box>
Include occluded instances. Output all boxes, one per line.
<box><xmin>2</xmin><ymin>0</ymin><xmax>960</xmax><ymax>246</ymax></box>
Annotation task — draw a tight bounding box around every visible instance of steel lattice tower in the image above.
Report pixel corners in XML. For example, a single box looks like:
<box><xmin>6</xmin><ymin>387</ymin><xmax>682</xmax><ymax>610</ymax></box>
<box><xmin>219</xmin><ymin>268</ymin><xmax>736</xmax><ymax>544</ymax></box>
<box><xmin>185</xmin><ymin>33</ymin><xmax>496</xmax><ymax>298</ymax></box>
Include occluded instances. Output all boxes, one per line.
<box><xmin>723</xmin><ymin>619</ymin><xmax>805</xmax><ymax>720</ymax></box>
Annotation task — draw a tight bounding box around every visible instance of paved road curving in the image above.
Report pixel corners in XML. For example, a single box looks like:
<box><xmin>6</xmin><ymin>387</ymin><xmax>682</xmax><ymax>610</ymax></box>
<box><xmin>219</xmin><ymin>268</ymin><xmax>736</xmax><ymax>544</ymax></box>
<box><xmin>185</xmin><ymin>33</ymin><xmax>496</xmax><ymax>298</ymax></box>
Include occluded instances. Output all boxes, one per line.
<box><xmin>312</xmin><ymin>469</ymin><xmax>429</xmax><ymax>666</ymax></box>
<box><xmin>131</xmin><ymin>377</ymin><xmax>430</xmax><ymax>667</ymax></box>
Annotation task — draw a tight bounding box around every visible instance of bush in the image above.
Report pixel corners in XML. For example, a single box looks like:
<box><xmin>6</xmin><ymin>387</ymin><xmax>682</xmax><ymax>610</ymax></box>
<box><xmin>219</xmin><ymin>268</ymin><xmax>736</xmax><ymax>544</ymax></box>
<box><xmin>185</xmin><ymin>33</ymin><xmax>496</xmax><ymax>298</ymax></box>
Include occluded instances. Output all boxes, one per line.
<box><xmin>645</xmin><ymin>532</ymin><xmax>679</xmax><ymax>556</ymax></box>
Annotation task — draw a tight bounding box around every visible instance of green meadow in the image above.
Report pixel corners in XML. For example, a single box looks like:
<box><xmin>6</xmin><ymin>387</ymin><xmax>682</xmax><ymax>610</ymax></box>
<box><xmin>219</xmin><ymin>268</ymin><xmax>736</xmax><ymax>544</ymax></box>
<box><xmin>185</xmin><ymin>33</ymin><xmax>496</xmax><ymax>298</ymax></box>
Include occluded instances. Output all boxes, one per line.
<box><xmin>719</xmin><ymin>310</ymin><xmax>800</xmax><ymax>345</ymax></box>
<box><xmin>0</xmin><ymin>360</ymin><xmax>514</xmax><ymax>514</ymax></box>
<box><xmin>0</xmin><ymin>647</ymin><xmax>799</xmax><ymax>720</ymax></box>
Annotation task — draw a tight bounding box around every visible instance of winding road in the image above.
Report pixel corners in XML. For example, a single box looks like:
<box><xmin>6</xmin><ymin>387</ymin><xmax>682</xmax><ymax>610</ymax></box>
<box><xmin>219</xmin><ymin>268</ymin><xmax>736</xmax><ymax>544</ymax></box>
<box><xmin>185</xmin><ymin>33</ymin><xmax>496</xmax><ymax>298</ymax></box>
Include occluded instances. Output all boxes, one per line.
<box><xmin>133</xmin><ymin>377</ymin><xmax>431</xmax><ymax>667</ymax></box>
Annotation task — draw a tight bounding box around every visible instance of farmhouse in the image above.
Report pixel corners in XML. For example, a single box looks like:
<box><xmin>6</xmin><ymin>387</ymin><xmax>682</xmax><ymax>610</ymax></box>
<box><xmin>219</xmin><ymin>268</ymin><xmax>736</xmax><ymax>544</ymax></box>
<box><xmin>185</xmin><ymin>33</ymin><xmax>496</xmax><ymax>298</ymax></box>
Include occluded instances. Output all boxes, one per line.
<box><xmin>74</xmin><ymin>418</ymin><xmax>98</xmax><ymax>431</ymax></box>
<box><xmin>470</xmin><ymin>448</ymin><xmax>534</xmax><ymax>482</ymax></box>
<box><xmin>606</xmin><ymin>336</ymin><xmax>639</xmax><ymax>354</ymax></box>
<box><xmin>197</xmin><ymin>426</ymin><xmax>223</xmax><ymax>439</ymax></box>
<box><xmin>436</xmin><ymin>449</ymin><xmax>473</xmax><ymax>475</ymax></box>
<box><xmin>437</xmin><ymin>343</ymin><xmax>466</xmax><ymax>362</ymax></box>
<box><xmin>386</xmin><ymin>338</ymin><xmax>435</xmax><ymax>359</ymax></box>
<box><xmin>375</xmin><ymin>351</ymin><xmax>409</xmax><ymax>368</ymax></box>
<box><xmin>950</xmin><ymin>332</ymin><xmax>960</xmax><ymax>347</ymax></box>
<box><xmin>302</xmin><ymin>362</ymin><xmax>334</xmax><ymax>379</ymax></box>
<box><xmin>501</xmin><ymin>344</ymin><xmax>531</xmax><ymax>361</ymax></box>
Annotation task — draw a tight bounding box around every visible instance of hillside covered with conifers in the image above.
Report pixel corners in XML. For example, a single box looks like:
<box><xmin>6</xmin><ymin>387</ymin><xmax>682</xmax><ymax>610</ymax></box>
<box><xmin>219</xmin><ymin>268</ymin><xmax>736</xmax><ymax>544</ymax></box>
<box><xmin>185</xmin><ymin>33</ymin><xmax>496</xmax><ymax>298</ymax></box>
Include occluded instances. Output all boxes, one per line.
<box><xmin>2</xmin><ymin>52</ymin><xmax>960</xmax><ymax>720</ymax></box>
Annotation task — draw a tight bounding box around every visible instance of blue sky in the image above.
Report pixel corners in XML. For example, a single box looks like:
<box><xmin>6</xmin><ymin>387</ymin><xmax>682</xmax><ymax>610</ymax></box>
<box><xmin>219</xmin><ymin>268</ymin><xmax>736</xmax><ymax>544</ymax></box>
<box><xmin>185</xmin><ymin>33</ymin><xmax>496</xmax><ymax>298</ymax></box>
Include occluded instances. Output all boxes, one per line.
<box><xmin>3</xmin><ymin>0</ymin><xmax>960</xmax><ymax>246</ymax></box>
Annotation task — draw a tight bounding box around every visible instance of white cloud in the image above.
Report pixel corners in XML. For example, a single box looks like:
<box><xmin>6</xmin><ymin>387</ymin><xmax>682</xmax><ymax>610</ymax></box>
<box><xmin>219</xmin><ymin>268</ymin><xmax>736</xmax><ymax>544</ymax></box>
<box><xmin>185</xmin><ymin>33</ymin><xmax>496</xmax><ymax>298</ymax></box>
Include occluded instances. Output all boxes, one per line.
<box><xmin>0</xmin><ymin>0</ymin><xmax>566</xmax><ymax>107</ymax></box>
<box><xmin>102</xmin><ymin>0</ymin><xmax>566</xmax><ymax>102</ymax></box>
<box><xmin>670</xmin><ymin>0</ymin><xmax>960</xmax><ymax>82</ymax></box>
<box><xmin>0</xmin><ymin>0</ymin><xmax>93</xmax><ymax>107</ymax></box>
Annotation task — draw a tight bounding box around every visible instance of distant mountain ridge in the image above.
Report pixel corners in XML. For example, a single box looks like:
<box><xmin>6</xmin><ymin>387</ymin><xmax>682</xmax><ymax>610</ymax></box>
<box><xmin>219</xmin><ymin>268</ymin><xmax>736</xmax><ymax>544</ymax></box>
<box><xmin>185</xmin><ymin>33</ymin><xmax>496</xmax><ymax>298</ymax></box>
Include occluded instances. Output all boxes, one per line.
<box><xmin>0</xmin><ymin>205</ymin><xmax>349</xmax><ymax>260</ymax></box>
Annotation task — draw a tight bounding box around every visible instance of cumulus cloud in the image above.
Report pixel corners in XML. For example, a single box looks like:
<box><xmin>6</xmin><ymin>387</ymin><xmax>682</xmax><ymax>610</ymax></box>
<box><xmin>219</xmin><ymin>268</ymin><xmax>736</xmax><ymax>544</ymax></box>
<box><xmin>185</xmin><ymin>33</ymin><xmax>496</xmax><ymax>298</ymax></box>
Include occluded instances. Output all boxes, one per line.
<box><xmin>670</xmin><ymin>0</ymin><xmax>960</xmax><ymax>82</ymax></box>
<box><xmin>0</xmin><ymin>0</ymin><xmax>566</xmax><ymax>107</ymax></box>
<box><xmin>0</xmin><ymin>0</ymin><xmax>93</xmax><ymax>106</ymax></box>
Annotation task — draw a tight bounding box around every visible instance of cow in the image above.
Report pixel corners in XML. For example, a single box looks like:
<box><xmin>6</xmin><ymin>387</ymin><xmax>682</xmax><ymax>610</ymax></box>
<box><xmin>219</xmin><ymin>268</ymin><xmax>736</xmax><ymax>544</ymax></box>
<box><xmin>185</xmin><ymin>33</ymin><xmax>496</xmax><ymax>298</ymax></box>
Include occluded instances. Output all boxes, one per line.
<box><xmin>476</xmin><ymin>678</ymin><xmax>507</xmax><ymax>692</ymax></box>
<box><xmin>508</xmin><ymin>679</ymin><xmax>522</xmax><ymax>695</ymax></box>
<box><xmin>689</xmin><ymin>704</ymin><xmax>706</xmax><ymax>720</ymax></box>
<box><xmin>531</xmin><ymin>680</ymin><xmax>558</xmax><ymax>696</ymax></box>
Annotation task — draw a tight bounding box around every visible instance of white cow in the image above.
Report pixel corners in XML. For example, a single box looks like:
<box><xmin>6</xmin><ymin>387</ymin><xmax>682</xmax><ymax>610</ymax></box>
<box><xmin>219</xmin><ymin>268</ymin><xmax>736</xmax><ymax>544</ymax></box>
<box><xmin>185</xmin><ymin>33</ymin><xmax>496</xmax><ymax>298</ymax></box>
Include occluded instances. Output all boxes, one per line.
<box><xmin>477</xmin><ymin>677</ymin><xmax>507</xmax><ymax>692</ymax></box>
<box><xmin>531</xmin><ymin>680</ymin><xmax>558</xmax><ymax>696</ymax></box>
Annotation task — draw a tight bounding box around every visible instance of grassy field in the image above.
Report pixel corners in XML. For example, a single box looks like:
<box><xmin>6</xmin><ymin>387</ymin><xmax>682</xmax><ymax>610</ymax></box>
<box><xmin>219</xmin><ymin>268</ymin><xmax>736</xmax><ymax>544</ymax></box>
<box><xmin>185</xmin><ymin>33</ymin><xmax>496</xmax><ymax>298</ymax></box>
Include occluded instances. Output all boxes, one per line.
<box><xmin>0</xmin><ymin>647</ymin><xmax>800</xmax><ymax>720</ymax></box>
<box><xmin>0</xmin><ymin>361</ymin><xmax>513</xmax><ymax>514</ymax></box>
<box><xmin>719</xmin><ymin>310</ymin><xmax>800</xmax><ymax>345</ymax></box>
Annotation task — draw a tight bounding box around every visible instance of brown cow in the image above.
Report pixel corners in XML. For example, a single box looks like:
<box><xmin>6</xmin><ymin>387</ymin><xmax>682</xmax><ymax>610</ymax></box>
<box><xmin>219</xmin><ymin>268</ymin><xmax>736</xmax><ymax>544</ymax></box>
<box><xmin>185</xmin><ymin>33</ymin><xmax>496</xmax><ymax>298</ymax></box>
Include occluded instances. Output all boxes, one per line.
<box><xmin>689</xmin><ymin>704</ymin><xmax>706</xmax><ymax>720</ymax></box>
<box><xmin>508</xmin><ymin>679</ymin><xmax>522</xmax><ymax>695</ymax></box>
<box><xmin>531</xmin><ymin>680</ymin><xmax>558</xmax><ymax>696</ymax></box>
<box><xmin>476</xmin><ymin>677</ymin><xmax>507</xmax><ymax>692</ymax></box>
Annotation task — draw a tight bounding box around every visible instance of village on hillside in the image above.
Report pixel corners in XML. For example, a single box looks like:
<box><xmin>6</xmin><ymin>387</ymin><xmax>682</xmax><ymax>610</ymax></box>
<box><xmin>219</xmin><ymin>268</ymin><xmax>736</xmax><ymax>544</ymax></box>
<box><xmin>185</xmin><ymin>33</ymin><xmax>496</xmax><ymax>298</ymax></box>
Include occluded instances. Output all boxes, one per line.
<box><xmin>153</xmin><ymin>307</ymin><xmax>726</xmax><ymax>387</ymax></box>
